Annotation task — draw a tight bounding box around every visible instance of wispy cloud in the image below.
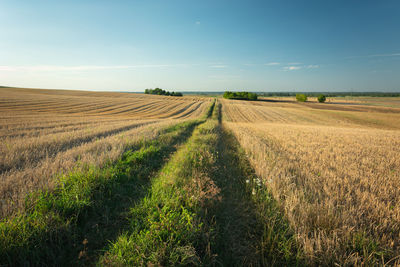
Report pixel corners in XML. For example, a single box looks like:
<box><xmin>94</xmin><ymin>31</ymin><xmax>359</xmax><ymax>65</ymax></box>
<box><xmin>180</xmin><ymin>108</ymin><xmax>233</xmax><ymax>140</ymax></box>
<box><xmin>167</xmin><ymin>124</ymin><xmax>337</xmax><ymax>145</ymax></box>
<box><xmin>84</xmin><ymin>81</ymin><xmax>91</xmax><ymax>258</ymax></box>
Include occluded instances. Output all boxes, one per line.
<box><xmin>367</xmin><ymin>53</ymin><xmax>400</xmax><ymax>58</ymax></box>
<box><xmin>0</xmin><ymin>64</ymin><xmax>192</xmax><ymax>72</ymax></box>
<box><xmin>208</xmin><ymin>74</ymin><xmax>240</xmax><ymax>79</ymax></box>
<box><xmin>209</xmin><ymin>65</ymin><xmax>227</xmax><ymax>68</ymax></box>
<box><xmin>264</xmin><ymin>62</ymin><xmax>280</xmax><ymax>66</ymax></box>
<box><xmin>287</xmin><ymin>62</ymin><xmax>302</xmax><ymax>65</ymax></box>
<box><xmin>347</xmin><ymin>53</ymin><xmax>400</xmax><ymax>59</ymax></box>
<box><xmin>282</xmin><ymin>64</ymin><xmax>319</xmax><ymax>71</ymax></box>
<box><xmin>195</xmin><ymin>21</ymin><xmax>201</xmax><ymax>25</ymax></box>
<box><xmin>370</xmin><ymin>69</ymin><xmax>393</xmax><ymax>73</ymax></box>
<box><xmin>283</xmin><ymin>66</ymin><xmax>302</xmax><ymax>71</ymax></box>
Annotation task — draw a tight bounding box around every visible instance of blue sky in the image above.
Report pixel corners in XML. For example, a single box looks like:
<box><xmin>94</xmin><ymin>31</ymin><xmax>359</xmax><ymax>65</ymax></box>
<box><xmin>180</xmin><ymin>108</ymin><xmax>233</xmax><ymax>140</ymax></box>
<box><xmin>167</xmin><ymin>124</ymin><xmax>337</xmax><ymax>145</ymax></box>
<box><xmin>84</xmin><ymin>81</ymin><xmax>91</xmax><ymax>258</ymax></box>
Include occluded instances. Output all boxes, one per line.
<box><xmin>1</xmin><ymin>0</ymin><xmax>399</xmax><ymax>92</ymax></box>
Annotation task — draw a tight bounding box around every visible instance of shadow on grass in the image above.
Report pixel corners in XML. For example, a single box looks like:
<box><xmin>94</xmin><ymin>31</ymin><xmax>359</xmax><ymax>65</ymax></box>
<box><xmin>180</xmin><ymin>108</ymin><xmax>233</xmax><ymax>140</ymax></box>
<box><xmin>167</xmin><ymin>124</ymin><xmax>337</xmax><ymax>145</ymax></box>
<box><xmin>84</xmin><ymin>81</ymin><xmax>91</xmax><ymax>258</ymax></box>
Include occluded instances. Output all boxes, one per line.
<box><xmin>0</xmin><ymin>121</ymin><xmax>202</xmax><ymax>267</ymax></box>
<box><xmin>210</xmin><ymin>126</ymin><xmax>304</xmax><ymax>266</ymax></box>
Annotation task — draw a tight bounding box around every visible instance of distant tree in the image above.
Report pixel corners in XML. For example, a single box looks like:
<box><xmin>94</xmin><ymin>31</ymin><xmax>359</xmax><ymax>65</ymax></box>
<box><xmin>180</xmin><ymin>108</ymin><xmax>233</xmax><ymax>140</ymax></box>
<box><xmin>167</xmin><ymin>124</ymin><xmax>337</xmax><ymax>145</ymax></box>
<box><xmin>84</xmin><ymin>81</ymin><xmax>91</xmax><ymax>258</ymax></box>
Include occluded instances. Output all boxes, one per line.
<box><xmin>247</xmin><ymin>92</ymin><xmax>258</xmax><ymax>100</ymax></box>
<box><xmin>144</xmin><ymin>88</ymin><xmax>182</xmax><ymax>97</ymax></box>
<box><xmin>296</xmin><ymin>94</ymin><xmax>307</xmax><ymax>102</ymax></box>
<box><xmin>318</xmin><ymin>94</ymin><xmax>326</xmax><ymax>103</ymax></box>
<box><xmin>153</xmin><ymin>88</ymin><xmax>165</xmax><ymax>95</ymax></box>
<box><xmin>223</xmin><ymin>91</ymin><xmax>257</xmax><ymax>100</ymax></box>
<box><xmin>223</xmin><ymin>91</ymin><xmax>234</xmax><ymax>99</ymax></box>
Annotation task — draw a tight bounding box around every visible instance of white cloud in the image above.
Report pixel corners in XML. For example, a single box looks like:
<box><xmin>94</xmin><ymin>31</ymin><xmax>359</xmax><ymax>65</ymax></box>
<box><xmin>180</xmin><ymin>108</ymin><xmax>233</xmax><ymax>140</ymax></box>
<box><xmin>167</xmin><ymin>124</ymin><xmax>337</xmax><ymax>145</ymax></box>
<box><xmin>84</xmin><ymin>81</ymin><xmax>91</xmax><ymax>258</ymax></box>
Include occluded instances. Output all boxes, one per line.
<box><xmin>281</xmin><ymin>64</ymin><xmax>319</xmax><ymax>71</ymax></box>
<box><xmin>283</xmin><ymin>66</ymin><xmax>302</xmax><ymax>71</ymax></box>
<box><xmin>195</xmin><ymin>21</ymin><xmax>201</xmax><ymax>25</ymax></box>
<box><xmin>209</xmin><ymin>65</ymin><xmax>227</xmax><ymax>68</ymax></box>
<box><xmin>264</xmin><ymin>62</ymin><xmax>280</xmax><ymax>66</ymax></box>
<box><xmin>0</xmin><ymin>66</ymin><xmax>18</xmax><ymax>71</ymax></box>
<box><xmin>287</xmin><ymin>62</ymin><xmax>302</xmax><ymax>65</ymax></box>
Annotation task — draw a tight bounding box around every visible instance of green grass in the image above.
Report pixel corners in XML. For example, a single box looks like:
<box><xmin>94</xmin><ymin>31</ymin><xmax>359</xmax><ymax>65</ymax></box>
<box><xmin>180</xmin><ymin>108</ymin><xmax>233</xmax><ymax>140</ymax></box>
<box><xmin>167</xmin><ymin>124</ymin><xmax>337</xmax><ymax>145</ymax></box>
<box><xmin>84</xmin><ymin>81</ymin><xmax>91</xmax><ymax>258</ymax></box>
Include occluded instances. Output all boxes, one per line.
<box><xmin>204</xmin><ymin>98</ymin><xmax>216</xmax><ymax>119</ymax></box>
<box><xmin>0</xmin><ymin>119</ymin><xmax>202</xmax><ymax>266</ymax></box>
<box><xmin>347</xmin><ymin>231</ymin><xmax>391</xmax><ymax>266</ymax></box>
<box><xmin>100</xmin><ymin>118</ymin><xmax>221</xmax><ymax>265</ymax></box>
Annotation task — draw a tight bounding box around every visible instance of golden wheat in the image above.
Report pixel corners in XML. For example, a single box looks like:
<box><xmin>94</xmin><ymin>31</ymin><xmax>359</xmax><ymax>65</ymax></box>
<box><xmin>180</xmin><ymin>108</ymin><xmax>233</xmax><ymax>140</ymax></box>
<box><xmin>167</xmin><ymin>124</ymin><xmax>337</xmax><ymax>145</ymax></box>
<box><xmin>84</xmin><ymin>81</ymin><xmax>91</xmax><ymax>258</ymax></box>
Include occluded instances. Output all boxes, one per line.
<box><xmin>221</xmin><ymin>98</ymin><xmax>400</xmax><ymax>129</ymax></box>
<box><xmin>0</xmin><ymin>87</ymin><xmax>210</xmax><ymax>119</ymax></box>
<box><xmin>0</xmin><ymin>88</ymin><xmax>209</xmax><ymax>217</ymax></box>
<box><xmin>222</xmin><ymin>98</ymin><xmax>400</xmax><ymax>265</ymax></box>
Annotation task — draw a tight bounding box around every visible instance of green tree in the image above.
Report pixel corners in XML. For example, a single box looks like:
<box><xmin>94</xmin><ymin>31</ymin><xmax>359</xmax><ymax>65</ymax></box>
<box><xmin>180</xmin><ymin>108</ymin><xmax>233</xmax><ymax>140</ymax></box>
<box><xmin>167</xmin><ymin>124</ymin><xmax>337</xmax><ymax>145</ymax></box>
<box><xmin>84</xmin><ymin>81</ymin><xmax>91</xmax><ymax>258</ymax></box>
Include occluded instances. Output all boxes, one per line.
<box><xmin>296</xmin><ymin>94</ymin><xmax>307</xmax><ymax>102</ymax></box>
<box><xmin>318</xmin><ymin>94</ymin><xmax>326</xmax><ymax>103</ymax></box>
<box><xmin>223</xmin><ymin>91</ymin><xmax>234</xmax><ymax>99</ymax></box>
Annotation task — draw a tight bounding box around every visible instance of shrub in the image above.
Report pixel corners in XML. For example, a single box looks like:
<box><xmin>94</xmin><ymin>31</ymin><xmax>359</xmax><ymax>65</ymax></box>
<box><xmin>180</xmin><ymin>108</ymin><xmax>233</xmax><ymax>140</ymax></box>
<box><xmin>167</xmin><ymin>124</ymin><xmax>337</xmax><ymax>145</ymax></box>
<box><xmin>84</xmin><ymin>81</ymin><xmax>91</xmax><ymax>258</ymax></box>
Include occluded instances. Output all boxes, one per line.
<box><xmin>223</xmin><ymin>91</ymin><xmax>257</xmax><ymax>101</ymax></box>
<box><xmin>318</xmin><ymin>94</ymin><xmax>326</xmax><ymax>103</ymax></box>
<box><xmin>171</xmin><ymin>92</ymin><xmax>183</xmax><ymax>96</ymax></box>
<box><xmin>296</xmin><ymin>94</ymin><xmax>307</xmax><ymax>102</ymax></box>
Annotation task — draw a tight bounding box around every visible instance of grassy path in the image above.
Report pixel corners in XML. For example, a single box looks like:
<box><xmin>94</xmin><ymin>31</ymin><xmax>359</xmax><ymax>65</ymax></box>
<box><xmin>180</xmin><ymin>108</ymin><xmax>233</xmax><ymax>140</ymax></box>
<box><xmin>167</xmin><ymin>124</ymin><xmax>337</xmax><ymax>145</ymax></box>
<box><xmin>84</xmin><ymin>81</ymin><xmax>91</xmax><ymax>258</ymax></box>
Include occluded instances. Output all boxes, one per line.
<box><xmin>100</xmin><ymin>102</ymin><xmax>303</xmax><ymax>266</ymax></box>
<box><xmin>100</xmin><ymin>118</ymin><xmax>220</xmax><ymax>265</ymax></box>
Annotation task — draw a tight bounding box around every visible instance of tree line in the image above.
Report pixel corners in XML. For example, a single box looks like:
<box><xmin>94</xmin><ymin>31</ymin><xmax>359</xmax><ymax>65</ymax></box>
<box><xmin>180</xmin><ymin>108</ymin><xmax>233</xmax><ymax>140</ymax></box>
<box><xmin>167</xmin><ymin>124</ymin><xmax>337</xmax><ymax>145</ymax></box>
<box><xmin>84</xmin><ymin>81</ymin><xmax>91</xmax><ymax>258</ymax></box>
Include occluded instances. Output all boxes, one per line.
<box><xmin>144</xmin><ymin>88</ymin><xmax>183</xmax><ymax>97</ymax></box>
<box><xmin>223</xmin><ymin>91</ymin><xmax>258</xmax><ymax>100</ymax></box>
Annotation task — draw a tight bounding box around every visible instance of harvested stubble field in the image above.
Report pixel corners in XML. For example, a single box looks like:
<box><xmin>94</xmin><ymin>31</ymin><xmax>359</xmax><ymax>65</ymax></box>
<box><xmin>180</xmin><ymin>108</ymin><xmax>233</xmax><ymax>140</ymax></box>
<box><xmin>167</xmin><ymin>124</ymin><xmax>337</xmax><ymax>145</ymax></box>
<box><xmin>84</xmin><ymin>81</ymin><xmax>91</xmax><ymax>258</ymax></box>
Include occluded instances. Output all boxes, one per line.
<box><xmin>0</xmin><ymin>88</ymin><xmax>211</xmax><ymax>217</ymax></box>
<box><xmin>222</xmin><ymin>98</ymin><xmax>400</xmax><ymax>265</ymax></box>
<box><xmin>1</xmin><ymin>88</ymin><xmax>400</xmax><ymax>266</ymax></box>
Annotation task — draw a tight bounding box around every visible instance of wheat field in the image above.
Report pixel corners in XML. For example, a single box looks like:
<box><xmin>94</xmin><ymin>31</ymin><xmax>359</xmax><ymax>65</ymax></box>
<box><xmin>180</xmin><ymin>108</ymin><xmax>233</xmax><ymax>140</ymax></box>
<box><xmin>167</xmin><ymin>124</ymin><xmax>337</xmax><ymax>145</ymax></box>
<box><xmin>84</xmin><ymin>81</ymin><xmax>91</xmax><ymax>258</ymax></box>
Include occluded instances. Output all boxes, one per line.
<box><xmin>222</xmin><ymin>98</ymin><xmax>400</xmax><ymax>265</ymax></box>
<box><xmin>1</xmin><ymin>88</ymin><xmax>400</xmax><ymax>265</ymax></box>
<box><xmin>0</xmin><ymin>87</ymin><xmax>211</xmax><ymax>217</ymax></box>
